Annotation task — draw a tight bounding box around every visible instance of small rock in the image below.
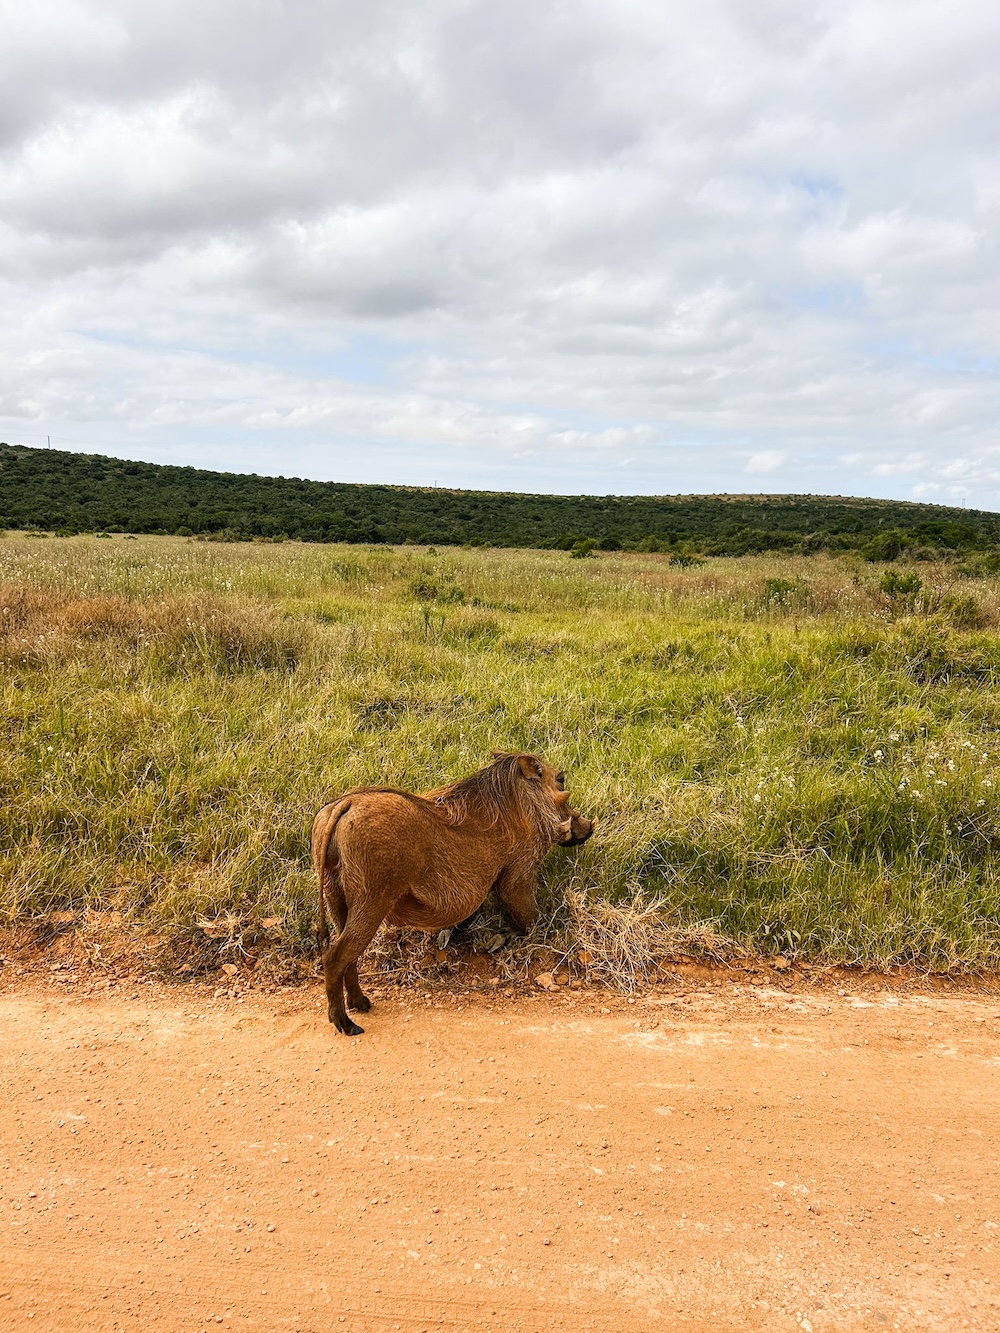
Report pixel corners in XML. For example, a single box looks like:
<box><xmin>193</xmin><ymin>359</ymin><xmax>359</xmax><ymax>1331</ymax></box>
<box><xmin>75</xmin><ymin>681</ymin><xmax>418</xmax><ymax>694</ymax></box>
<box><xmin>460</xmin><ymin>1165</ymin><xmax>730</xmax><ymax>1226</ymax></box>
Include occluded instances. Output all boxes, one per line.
<box><xmin>773</xmin><ymin>956</ymin><xmax>790</xmax><ymax>971</ymax></box>
<box><xmin>535</xmin><ymin>973</ymin><xmax>557</xmax><ymax>991</ymax></box>
<box><xmin>261</xmin><ymin>917</ymin><xmax>281</xmax><ymax>929</ymax></box>
<box><xmin>267</xmin><ymin>1224</ymin><xmax>275</xmax><ymax>1233</ymax></box>
<box><xmin>577</xmin><ymin>950</ymin><xmax>593</xmax><ymax>965</ymax></box>
<box><xmin>221</xmin><ymin>963</ymin><xmax>238</xmax><ymax>977</ymax></box>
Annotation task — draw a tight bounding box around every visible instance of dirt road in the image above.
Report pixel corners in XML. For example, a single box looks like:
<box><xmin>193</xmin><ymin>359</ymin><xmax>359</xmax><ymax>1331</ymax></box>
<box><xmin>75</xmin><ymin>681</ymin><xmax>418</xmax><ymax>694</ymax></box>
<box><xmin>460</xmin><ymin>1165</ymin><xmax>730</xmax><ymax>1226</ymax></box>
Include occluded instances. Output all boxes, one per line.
<box><xmin>1</xmin><ymin>974</ymin><xmax>999</xmax><ymax>1332</ymax></box>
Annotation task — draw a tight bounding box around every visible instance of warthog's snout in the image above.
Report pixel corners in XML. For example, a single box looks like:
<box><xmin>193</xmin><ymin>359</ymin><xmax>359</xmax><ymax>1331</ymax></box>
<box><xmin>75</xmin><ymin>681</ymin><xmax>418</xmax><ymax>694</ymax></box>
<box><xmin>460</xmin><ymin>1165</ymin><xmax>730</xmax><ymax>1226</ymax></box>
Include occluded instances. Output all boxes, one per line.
<box><xmin>555</xmin><ymin>811</ymin><xmax>597</xmax><ymax>847</ymax></box>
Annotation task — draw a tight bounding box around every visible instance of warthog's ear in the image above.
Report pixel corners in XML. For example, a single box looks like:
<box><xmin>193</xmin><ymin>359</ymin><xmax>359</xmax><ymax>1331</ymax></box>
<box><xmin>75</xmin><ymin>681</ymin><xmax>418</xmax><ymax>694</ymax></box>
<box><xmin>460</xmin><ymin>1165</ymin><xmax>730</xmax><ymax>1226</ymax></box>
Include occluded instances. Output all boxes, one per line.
<box><xmin>517</xmin><ymin>754</ymin><xmax>544</xmax><ymax>781</ymax></box>
<box><xmin>492</xmin><ymin>749</ymin><xmax>512</xmax><ymax>760</ymax></box>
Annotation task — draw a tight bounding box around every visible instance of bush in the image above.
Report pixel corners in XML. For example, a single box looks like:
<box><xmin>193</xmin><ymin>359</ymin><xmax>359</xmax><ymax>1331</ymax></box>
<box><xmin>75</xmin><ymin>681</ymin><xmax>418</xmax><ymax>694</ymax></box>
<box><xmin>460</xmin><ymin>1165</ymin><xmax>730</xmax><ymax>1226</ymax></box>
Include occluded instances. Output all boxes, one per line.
<box><xmin>956</xmin><ymin>551</ymin><xmax>1000</xmax><ymax>579</ymax></box>
<box><xmin>569</xmin><ymin>539</ymin><xmax>598</xmax><ymax>559</ymax></box>
<box><xmin>941</xmin><ymin>593</ymin><xmax>987</xmax><ymax>629</ymax></box>
<box><xmin>407</xmin><ymin>578</ymin><xmax>465</xmax><ymax>603</ymax></box>
<box><xmin>762</xmin><ymin>577</ymin><xmax>803</xmax><ymax>604</ymax></box>
<box><xmin>670</xmin><ymin>552</ymin><xmax>706</xmax><ymax>569</ymax></box>
<box><xmin>862</xmin><ymin>529</ymin><xmax>912</xmax><ymax>562</ymax></box>
<box><xmin>880</xmin><ymin>570</ymin><xmax>922</xmax><ymax>598</ymax></box>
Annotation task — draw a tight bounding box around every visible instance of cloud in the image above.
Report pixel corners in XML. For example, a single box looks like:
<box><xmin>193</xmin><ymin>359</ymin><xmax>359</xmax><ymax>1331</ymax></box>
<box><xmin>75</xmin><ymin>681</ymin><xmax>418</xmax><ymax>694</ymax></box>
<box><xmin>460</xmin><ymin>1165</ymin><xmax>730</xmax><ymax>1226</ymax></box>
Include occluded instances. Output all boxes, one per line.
<box><xmin>1</xmin><ymin>0</ymin><xmax>1000</xmax><ymax>501</ymax></box>
<box><xmin>745</xmin><ymin>450</ymin><xmax>787</xmax><ymax>475</ymax></box>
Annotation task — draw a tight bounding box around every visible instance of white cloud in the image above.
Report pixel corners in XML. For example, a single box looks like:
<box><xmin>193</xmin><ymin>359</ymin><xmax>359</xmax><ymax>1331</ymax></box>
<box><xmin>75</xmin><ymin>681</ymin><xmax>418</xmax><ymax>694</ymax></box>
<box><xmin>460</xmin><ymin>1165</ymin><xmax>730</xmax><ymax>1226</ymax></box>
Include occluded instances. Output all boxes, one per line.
<box><xmin>745</xmin><ymin>450</ymin><xmax>787</xmax><ymax>475</ymax></box>
<box><xmin>1</xmin><ymin>0</ymin><xmax>1000</xmax><ymax>501</ymax></box>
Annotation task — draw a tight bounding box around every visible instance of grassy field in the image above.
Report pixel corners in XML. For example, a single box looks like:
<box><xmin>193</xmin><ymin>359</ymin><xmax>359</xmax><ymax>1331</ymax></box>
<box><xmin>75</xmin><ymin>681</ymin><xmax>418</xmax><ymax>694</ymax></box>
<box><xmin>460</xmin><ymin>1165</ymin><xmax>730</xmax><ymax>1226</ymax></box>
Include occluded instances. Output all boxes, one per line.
<box><xmin>4</xmin><ymin>533</ymin><xmax>1000</xmax><ymax>979</ymax></box>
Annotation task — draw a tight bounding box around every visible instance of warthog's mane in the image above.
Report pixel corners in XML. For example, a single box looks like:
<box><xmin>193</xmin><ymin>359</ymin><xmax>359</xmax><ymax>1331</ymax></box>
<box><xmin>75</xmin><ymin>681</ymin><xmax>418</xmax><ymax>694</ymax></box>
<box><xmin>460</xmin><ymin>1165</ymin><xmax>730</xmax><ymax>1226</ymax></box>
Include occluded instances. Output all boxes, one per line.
<box><xmin>428</xmin><ymin>753</ymin><xmax>559</xmax><ymax>837</ymax></box>
<box><xmin>327</xmin><ymin>755</ymin><xmax>562</xmax><ymax>839</ymax></box>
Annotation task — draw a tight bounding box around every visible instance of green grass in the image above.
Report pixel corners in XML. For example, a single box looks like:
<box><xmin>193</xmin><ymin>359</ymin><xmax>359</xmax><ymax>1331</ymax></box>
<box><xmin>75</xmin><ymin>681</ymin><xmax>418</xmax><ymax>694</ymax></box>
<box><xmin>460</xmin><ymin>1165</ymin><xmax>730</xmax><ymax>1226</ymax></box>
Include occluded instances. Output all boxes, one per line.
<box><xmin>4</xmin><ymin>534</ymin><xmax>1000</xmax><ymax>973</ymax></box>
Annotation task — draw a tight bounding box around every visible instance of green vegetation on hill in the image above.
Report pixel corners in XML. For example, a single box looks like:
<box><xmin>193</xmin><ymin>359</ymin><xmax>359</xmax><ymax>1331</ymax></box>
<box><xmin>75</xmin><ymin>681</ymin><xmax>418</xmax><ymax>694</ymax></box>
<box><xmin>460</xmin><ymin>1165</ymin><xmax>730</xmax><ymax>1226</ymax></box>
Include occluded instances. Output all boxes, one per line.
<box><xmin>2</xmin><ymin>442</ymin><xmax>998</xmax><ymax>558</ymax></box>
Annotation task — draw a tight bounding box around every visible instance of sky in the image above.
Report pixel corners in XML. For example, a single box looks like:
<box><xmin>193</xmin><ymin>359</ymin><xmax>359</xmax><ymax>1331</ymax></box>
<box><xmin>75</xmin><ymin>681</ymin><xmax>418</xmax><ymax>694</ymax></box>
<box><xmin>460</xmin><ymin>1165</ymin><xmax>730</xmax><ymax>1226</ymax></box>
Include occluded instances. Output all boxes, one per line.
<box><xmin>2</xmin><ymin>0</ymin><xmax>999</xmax><ymax>502</ymax></box>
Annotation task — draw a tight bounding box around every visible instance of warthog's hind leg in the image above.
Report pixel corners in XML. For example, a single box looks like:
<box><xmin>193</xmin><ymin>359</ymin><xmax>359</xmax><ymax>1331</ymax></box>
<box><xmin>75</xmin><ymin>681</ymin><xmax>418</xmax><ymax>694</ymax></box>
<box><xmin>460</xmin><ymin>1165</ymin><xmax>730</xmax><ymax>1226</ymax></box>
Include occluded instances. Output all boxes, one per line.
<box><xmin>323</xmin><ymin>902</ymin><xmax>385</xmax><ymax>1036</ymax></box>
<box><xmin>345</xmin><ymin>962</ymin><xmax>372</xmax><ymax>1013</ymax></box>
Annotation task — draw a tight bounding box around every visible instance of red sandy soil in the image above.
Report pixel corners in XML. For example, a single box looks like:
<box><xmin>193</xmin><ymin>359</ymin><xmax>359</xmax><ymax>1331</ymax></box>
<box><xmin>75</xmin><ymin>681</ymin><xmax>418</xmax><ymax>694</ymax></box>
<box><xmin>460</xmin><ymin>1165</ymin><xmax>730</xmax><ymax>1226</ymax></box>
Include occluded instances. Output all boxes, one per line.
<box><xmin>1</xmin><ymin>971</ymin><xmax>999</xmax><ymax>1332</ymax></box>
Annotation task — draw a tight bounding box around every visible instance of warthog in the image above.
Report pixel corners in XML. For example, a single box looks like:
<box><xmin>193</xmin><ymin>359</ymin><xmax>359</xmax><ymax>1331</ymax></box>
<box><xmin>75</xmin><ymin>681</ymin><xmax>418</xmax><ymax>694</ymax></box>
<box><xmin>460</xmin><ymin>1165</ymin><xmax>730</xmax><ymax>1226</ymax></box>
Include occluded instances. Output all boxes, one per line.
<box><xmin>311</xmin><ymin>752</ymin><xmax>595</xmax><ymax>1034</ymax></box>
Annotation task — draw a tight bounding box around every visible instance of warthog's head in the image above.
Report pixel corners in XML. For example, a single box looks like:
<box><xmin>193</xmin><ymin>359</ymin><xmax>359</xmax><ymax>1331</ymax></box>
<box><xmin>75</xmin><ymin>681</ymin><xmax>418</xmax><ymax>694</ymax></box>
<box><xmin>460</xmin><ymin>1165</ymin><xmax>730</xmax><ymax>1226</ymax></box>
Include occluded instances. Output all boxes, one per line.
<box><xmin>498</xmin><ymin>753</ymin><xmax>597</xmax><ymax>847</ymax></box>
<box><xmin>487</xmin><ymin>751</ymin><xmax>596</xmax><ymax>846</ymax></box>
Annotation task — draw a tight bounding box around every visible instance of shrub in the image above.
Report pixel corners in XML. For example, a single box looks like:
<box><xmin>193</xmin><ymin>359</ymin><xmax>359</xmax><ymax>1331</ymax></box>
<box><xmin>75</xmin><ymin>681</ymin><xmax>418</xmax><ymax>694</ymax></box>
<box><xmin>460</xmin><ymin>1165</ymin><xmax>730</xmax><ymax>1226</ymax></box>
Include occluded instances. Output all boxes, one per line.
<box><xmin>941</xmin><ymin>593</ymin><xmax>987</xmax><ymax>629</ymax></box>
<box><xmin>762</xmin><ymin>576</ymin><xmax>803</xmax><ymax>604</ymax></box>
<box><xmin>569</xmin><ymin>539</ymin><xmax>598</xmax><ymax>559</ymax></box>
<box><xmin>861</xmin><ymin>529</ymin><xmax>912</xmax><ymax>562</ymax></box>
<box><xmin>956</xmin><ymin>551</ymin><xmax>1000</xmax><ymax>579</ymax></box>
<box><xmin>880</xmin><ymin>570</ymin><xmax>922</xmax><ymax>598</ymax></box>
<box><xmin>407</xmin><ymin>578</ymin><xmax>465</xmax><ymax>603</ymax></box>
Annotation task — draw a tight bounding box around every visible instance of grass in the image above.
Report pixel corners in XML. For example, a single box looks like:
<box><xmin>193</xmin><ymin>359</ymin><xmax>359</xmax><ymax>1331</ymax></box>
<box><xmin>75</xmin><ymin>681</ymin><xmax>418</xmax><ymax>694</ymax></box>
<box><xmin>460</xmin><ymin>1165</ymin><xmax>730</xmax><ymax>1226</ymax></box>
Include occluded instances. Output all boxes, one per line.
<box><xmin>4</xmin><ymin>533</ymin><xmax>1000</xmax><ymax>978</ymax></box>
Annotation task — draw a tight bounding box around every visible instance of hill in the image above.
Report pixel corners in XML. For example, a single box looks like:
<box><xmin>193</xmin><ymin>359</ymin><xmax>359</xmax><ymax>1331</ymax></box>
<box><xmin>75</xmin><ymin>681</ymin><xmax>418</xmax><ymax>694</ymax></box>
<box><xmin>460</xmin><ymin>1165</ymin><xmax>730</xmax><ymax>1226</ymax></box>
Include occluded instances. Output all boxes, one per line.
<box><xmin>1</xmin><ymin>442</ymin><xmax>998</xmax><ymax>556</ymax></box>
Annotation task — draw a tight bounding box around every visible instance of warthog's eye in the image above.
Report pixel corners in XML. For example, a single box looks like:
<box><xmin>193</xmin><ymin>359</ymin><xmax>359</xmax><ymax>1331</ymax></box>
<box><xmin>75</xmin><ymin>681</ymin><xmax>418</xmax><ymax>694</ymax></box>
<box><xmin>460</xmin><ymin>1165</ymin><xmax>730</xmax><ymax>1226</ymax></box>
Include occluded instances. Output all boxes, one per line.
<box><xmin>556</xmin><ymin>771</ymin><xmax>566</xmax><ymax>790</ymax></box>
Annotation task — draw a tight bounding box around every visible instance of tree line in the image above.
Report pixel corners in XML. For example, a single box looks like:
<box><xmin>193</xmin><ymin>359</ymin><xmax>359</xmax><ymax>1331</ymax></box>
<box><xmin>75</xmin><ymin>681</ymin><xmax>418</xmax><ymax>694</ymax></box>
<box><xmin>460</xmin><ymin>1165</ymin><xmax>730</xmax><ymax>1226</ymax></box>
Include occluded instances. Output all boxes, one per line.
<box><xmin>2</xmin><ymin>443</ymin><xmax>998</xmax><ymax>559</ymax></box>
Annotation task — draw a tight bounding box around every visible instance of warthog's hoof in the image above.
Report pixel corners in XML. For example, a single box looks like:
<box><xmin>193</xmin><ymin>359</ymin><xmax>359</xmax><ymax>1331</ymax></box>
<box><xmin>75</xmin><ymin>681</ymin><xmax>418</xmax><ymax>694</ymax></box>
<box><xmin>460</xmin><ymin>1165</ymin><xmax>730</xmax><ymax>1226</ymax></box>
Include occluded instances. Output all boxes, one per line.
<box><xmin>330</xmin><ymin>1012</ymin><xmax>364</xmax><ymax>1036</ymax></box>
<box><xmin>328</xmin><ymin>1003</ymin><xmax>364</xmax><ymax>1035</ymax></box>
<box><xmin>349</xmin><ymin>994</ymin><xmax>372</xmax><ymax>1013</ymax></box>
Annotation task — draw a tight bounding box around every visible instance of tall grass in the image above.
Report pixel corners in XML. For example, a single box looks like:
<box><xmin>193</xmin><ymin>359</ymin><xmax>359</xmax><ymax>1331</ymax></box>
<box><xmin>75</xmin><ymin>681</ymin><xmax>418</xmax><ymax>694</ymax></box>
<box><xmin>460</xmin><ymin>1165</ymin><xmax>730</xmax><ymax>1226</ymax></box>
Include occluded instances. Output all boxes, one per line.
<box><xmin>4</xmin><ymin>534</ymin><xmax>1000</xmax><ymax>972</ymax></box>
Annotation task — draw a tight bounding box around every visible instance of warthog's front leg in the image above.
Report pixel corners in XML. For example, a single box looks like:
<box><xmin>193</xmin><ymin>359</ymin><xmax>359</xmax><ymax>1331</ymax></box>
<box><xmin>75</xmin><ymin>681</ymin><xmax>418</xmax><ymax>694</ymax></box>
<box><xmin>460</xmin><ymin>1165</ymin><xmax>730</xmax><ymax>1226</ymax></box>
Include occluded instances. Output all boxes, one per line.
<box><xmin>492</xmin><ymin>863</ymin><xmax>540</xmax><ymax>934</ymax></box>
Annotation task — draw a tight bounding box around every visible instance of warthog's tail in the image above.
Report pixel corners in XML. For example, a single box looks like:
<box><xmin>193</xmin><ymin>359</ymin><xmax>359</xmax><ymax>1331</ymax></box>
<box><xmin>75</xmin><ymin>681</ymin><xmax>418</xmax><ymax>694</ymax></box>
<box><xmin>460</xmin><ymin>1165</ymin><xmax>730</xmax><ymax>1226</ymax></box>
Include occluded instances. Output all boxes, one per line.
<box><xmin>311</xmin><ymin>798</ymin><xmax>353</xmax><ymax>953</ymax></box>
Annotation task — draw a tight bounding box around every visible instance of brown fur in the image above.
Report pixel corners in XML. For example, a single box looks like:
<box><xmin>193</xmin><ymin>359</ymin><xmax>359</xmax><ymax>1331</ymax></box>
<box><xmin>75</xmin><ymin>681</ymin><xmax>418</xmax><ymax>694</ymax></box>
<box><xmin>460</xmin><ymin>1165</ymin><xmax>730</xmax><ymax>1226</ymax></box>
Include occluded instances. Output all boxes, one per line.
<box><xmin>311</xmin><ymin>753</ymin><xmax>595</xmax><ymax>1035</ymax></box>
